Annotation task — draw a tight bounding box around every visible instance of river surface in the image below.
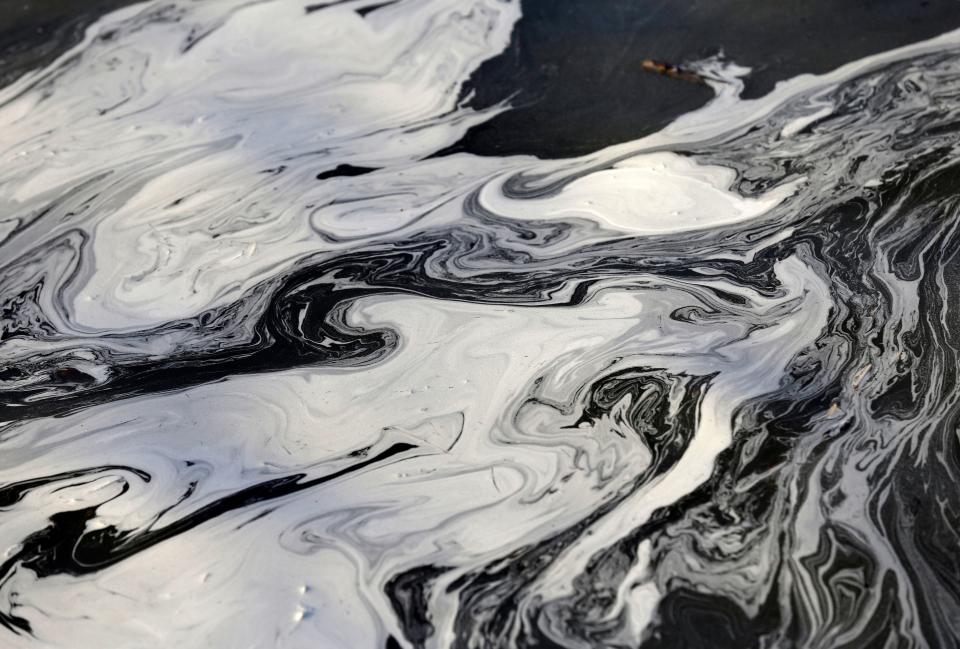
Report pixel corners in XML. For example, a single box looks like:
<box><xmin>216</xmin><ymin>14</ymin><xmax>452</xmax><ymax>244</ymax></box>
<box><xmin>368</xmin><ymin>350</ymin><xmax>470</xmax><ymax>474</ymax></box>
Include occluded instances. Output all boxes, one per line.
<box><xmin>1</xmin><ymin>1</ymin><xmax>960</xmax><ymax>648</ymax></box>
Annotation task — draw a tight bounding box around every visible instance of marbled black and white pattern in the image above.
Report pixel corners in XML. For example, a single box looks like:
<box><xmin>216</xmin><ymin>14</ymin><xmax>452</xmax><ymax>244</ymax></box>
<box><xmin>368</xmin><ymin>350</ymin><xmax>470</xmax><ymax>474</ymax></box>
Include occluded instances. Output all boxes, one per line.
<box><xmin>1</xmin><ymin>1</ymin><xmax>960</xmax><ymax>647</ymax></box>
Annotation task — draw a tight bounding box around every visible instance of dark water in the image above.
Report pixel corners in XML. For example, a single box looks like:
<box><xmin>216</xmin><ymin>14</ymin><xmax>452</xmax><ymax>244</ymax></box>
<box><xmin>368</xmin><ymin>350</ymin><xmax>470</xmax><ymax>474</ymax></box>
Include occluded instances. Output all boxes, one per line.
<box><xmin>1</xmin><ymin>1</ymin><xmax>960</xmax><ymax>648</ymax></box>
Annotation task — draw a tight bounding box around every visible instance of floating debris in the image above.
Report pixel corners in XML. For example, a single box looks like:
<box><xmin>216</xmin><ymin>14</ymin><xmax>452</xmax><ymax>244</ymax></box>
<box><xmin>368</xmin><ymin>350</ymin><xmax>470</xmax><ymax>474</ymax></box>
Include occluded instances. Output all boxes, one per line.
<box><xmin>641</xmin><ymin>58</ymin><xmax>706</xmax><ymax>85</ymax></box>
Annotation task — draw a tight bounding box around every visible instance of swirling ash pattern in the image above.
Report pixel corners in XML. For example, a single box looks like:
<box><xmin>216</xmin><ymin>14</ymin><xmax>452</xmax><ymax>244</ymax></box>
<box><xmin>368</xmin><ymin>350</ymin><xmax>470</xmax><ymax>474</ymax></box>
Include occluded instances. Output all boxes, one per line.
<box><xmin>0</xmin><ymin>0</ymin><xmax>959</xmax><ymax>647</ymax></box>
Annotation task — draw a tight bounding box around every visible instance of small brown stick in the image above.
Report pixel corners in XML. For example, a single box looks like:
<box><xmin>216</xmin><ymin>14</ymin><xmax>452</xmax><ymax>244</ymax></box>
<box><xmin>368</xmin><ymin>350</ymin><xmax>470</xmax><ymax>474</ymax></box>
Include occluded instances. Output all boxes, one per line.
<box><xmin>641</xmin><ymin>59</ymin><xmax>706</xmax><ymax>85</ymax></box>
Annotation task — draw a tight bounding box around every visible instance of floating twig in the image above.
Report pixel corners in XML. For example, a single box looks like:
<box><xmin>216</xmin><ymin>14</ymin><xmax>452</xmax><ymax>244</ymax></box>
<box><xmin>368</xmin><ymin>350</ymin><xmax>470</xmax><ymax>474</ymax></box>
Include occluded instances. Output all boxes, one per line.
<box><xmin>641</xmin><ymin>59</ymin><xmax>706</xmax><ymax>85</ymax></box>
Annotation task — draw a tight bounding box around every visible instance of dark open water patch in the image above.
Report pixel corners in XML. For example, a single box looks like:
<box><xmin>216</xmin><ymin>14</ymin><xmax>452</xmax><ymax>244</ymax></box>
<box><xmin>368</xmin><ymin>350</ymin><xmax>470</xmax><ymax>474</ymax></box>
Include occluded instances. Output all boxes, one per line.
<box><xmin>0</xmin><ymin>0</ymin><xmax>141</xmax><ymax>89</ymax></box>
<box><xmin>447</xmin><ymin>0</ymin><xmax>960</xmax><ymax>157</ymax></box>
